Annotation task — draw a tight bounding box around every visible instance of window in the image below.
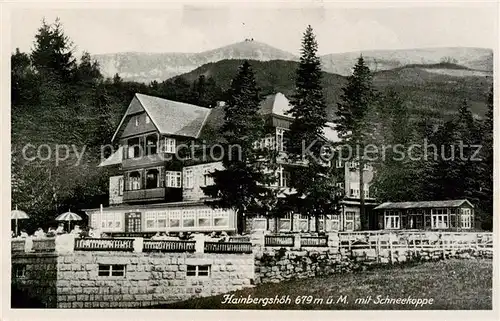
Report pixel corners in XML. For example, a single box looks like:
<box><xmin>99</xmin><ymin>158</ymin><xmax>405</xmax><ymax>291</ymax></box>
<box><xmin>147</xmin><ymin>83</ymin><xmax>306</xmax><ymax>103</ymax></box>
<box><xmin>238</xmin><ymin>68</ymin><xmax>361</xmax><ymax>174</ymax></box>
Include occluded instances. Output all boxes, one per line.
<box><xmin>118</xmin><ymin>177</ymin><xmax>124</xmax><ymax>196</ymax></box>
<box><xmin>128</xmin><ymin>171</ymin><xmax>142</xmax><ymax>191</ymax></box>
<box><xmin>335</xmin><ymin>160</ymin><xmax>343</xmax><ymax>168</ymax></box>
<box><xmin>135</xmin><ymin>117</ymin><xmax>139</xmax><ymax>127</ymax></box>
<box><xmin>331</xmin><ymin>214</ymin><xmax>341</xmax><ymax>231</ymax></box>
<box><xmin>145</xmin><ymin>135</ymin><xmax>158</xmax><ymax>155</ymax></box>
<box><xmin>145</xmin><ymin>115</ymin><xmax>151</xmax><ymax>124</ymax></box>
<box><xmin>197</xmin><ymin>209</ymin><xmax>211</xmax><ymax>227</ymax></box>
<box><xmin>184</xmin><ymin>169</ymin><xmax>194</xmax><ymax>188</ymax></box>
<box><xmin>98</xmin><ymin>264</ymin><xmax>126</xmax><ymax>277</ymax></box>
<box><xmin>164</xmin><ymin>138</ymin><xmax>176</xmax><ymax>154</ymax></box>
<box><xmin>146</xmin><ymin>168</ymin><xmax>159</xmax><ymax>189</ymax></box>
<box><xmin>384</xmin><ymin>210</ymin><xmax>400</xmax><ymax>229</ymax></box>
<box><xmin>145</xmin><ymin>212</ymin><xmax>157</xmax><ymax>229</ymax></box>
<box><xmin>127</xmin><ymin>137</ymin><xmax>141</xmax><ymax>158</ymax></box>
<box><xmin>213</xmin><ymin>209</ymin><xmax>229</xmax><ymax>227</ymax></box>
<box><xmin>252</xmin><ymin>215</ymin><xmax>267</xmax><ymax>231</ymax></box>
<box><xmin>279</xmin><ymin>213</ymin><xmax>292</xmax><ymax>231</ymax></box>
<box><xmin>350</xmin><ymin>189</ymin><xmax>359</xmax><ymax>197</ymax></box>
<box><xmin>186</xmin><ymin>265</ymin><xmax>210</xmax><ymax>277</ymax></box>
<box><xmin>12</xmin><ymin>264</ymin><xmax>26</xmax><ymax>278</ymax></box>
<box><xmin>407</xmin><ymin>209</ymin><xmax>423</xmax><ymax>229</ymax></box>
<box><xmin>431</xmin><ymin>208</ymin><xmax>449</xmax><ymax>229</ymax></box>
<box><xmin>166</xmin><ymin>171</ymin><xmax>182</xmax><ymax>188</ymax></box>
<box><xmin>182</xmin><ymin>210</ymin><xmax>196</xmax><ymax>227</ymax></box>
<box><xmin>345</xmin><ymin>211</ymin><xmax>355</xmax><ymax>231</ymax></box>
<box><xmin>169</xmin><ymin>211</ymin><xmax>181</xmax><ymax>228</ymax></box>
<box><xmin>158</xmin><ymin>212</ymin><xmax>167</xmax><ymax>228</ymax></box>
<box><xmin>461</xmin><ymin>208</ymin><xmax>472</xmax><ymax>229</ymax></box>
<box><xmin>203</xmin><ymin>168</ymin><xmax>214</xmax><ymax>186</ymax></box>
<box><xmin>276</xmin><ymin>130</ymin><xmax>284</xmax><ymax>151</ymax></box>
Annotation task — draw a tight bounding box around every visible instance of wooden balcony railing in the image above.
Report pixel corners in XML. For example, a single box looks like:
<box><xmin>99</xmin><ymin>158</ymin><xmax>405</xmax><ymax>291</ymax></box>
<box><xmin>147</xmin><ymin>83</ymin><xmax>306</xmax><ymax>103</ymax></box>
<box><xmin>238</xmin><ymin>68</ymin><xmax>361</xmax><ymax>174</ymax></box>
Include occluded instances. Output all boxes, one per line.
<box><xmin>123</xmin><ymin>187</ymin><xmax>166</xmax><ymax>202</ymax></box>
<box><xmin>204</xmin><ymin>242</ymin><xmax>253</xmax><ymax>254</ymax></box>
<box><xmin>264</xmin><ymin>235</ymin><xmax>295</xmax><ymax>247</ymax></box>
<box><xmin>143</xmin><ymin>240</ymin><xmax>196</xmax><ymax>253</ymax></box>
<box><xmin>74</xmin><ymin>238</ymin><xmax>134</xmax><ymax>251</ymax></box>
<box><xmin>301</xmin><ymin>236</ymin><xmax>328</xmax><ymax>247</ymax></box>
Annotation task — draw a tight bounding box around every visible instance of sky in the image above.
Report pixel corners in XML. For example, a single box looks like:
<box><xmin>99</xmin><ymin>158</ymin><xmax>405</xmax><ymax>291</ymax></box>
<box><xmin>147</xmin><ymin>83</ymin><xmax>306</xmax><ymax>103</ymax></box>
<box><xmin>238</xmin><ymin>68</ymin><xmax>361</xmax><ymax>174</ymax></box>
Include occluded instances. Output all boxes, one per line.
<box><xmin>9</xmin><ymin>4</ymin><xmax>498</xmax><ymax>56</ymax></box>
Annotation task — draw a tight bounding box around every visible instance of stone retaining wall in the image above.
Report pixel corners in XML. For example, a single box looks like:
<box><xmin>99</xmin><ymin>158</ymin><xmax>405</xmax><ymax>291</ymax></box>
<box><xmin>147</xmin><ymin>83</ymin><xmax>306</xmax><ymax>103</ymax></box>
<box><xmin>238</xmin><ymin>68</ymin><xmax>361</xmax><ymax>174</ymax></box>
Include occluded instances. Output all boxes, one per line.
<box><xmin>254</xmin><ymin>246</ymin><xmax>492</xmax><ymax>284</ymax></box>
<box><xmin>12</xmin><ymin>251</ymin><xmax>254</xmax><ymax>308</ymax></box>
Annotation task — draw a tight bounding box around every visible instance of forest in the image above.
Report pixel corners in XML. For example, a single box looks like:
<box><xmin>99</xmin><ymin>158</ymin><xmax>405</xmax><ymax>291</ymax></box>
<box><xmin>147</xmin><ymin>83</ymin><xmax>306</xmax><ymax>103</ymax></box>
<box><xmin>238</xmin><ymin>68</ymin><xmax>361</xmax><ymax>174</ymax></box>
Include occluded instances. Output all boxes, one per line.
<box><xmin>11</xmin><ymin>19</ymin><xmax>493</xmax><ymax>232</ymax></box>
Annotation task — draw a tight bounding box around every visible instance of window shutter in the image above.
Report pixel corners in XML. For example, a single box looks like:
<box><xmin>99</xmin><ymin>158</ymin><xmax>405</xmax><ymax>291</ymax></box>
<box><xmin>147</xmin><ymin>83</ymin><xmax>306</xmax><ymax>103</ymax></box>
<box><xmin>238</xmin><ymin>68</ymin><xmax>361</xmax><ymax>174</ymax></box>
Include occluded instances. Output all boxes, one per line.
<box><xmin>123</xmin><ymin>174</ymin><xmax>129</xmax><ymax>191</ymax></box>
<box><xmin>159</xmin><ymin>168</ymin><xmax>165</xmax><ymax>187</ymax></box>
<box><xmin>159</xmin><ymin>137</ymin><xmax>165</xmax><ymax>153</ymax></box>
<box><xmin>138</xmin><ymin>136</ymin><xmax>144</xmax><ymax>157</ymax></box>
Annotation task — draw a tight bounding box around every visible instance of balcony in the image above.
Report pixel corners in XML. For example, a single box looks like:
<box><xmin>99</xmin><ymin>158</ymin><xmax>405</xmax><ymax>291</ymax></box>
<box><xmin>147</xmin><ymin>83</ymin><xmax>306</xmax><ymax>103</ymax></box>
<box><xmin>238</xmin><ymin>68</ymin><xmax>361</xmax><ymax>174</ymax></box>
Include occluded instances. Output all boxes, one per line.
<box><xmin>123</xmin><ymin>187</ymin><xmax>182</xmax><ymax>203</ymax></box>
<box><xmin>123</xmin><ymin>187</ymin><xmax>166</xmax><ymax>202</ymax></box>
<box><xmin>122</xmin><ymin>153</ymin><xmax>172</xmax><ymax>169</ymax></box>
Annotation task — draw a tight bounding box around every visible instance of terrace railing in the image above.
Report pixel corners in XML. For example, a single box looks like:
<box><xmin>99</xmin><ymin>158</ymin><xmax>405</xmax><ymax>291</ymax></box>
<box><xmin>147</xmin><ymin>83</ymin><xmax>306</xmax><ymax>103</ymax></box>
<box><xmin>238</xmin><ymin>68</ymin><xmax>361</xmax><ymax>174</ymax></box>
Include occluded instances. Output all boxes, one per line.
<box><xmin>74</xmin><ymin>238</ymin><xmax>134</xmax><ymax>251</ymax></box>
<box><xmin>264</xmin><ymin>235</ymin><xmax>295</xmax><ymax>247</ymax></box>
<box><xmin>229</xmin><ymin>236</ymin><xmax>251</xmax><ymax>243</ymax></box>
<box><xmin>204</xmin><ymin>241</ymin><xmax>253</xmax><ymax>254</ymax></box>
<box><xmin>301</xmin><ymin>236</ymin><xmax>328</xmax><ymax>247</ymax></box>
<box><xmin>143</xmin><ymin>240</ymin><xmax>196</xmax><ymax>253</ymax></box>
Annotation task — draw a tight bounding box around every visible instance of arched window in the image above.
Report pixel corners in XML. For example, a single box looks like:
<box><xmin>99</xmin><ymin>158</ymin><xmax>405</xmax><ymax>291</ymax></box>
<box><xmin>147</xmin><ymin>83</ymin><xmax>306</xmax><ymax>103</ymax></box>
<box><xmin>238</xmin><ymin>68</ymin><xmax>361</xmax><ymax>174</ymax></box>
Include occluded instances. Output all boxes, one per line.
<box><xmin>129</xmin><ymin>171</ymin><xmax>141</xmax><ymax>190</ymax></box>
<box><xmin>146</xmin><ymin>169</ymin><xmax>159</xmax><ymax>189</ymax></box>
<box><xmin>145</xmin><ymin>134</ymin><xmax>158</xmax><ymax>155</ymax></box>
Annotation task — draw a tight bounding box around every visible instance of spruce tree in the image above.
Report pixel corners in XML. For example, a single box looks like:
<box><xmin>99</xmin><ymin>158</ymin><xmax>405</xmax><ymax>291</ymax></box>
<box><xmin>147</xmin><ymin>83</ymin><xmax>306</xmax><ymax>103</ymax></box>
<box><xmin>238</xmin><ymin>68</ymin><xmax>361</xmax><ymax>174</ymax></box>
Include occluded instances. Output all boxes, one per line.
<box><xmin>335</xmin><ymin>55</ymin><xmax>376</xmax><ymax>230</ymax></box>
<box><xmin>478</xmin><ymin>88</ymin><xmax>493</xmax><ymax>229</ymax></box>
<box><xmin>202</xmin><ymin>61</ymin><xmax>276</xmax><ymax>234</ymax></box>
<box><xmin>287</xmin><ymin>25</ymin><xmax>340</xmax><ymax>231</ymax></box>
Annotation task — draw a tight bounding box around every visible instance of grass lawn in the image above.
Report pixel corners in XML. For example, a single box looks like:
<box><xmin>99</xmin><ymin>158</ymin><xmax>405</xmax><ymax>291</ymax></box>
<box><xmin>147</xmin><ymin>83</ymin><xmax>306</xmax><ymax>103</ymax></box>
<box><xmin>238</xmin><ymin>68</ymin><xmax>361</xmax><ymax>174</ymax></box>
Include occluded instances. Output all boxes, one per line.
<box><xmin>154</xmin><ymin>259</ymin><xmax>492</xmax><ymax>310</ymax></box>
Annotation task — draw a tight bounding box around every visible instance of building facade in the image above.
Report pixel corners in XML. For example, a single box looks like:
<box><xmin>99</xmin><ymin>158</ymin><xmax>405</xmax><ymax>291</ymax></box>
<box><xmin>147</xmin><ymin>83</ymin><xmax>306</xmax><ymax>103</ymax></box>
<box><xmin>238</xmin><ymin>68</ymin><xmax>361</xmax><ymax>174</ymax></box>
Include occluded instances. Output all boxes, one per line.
<box><xmin>374</xmin><ymin>199</ymin><xmax>475</xmax><ymax>231</ymax></box>
<box><xmin>85</xmin><ymin>92</ymin><xmax>377</xmax><ymax>235</ymax></box>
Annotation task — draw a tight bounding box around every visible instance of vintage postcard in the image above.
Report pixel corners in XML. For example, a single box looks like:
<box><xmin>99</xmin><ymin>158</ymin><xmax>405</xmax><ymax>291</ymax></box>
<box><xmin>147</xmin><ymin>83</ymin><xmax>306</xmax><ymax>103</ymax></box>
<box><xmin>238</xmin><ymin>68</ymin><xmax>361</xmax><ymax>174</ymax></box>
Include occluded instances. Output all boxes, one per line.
<box><xmin>2</xmin><ymin>1</ymin><xmax>498</xmax><ymax>320</ymax></box>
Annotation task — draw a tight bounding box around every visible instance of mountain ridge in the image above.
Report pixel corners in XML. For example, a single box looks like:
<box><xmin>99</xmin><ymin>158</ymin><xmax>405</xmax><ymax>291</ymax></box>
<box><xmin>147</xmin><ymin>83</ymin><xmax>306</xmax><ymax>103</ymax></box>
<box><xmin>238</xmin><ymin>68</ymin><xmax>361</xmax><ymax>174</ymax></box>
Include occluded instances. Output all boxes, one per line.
<box><xmin>92</xmin><ymin>40</ymin><xmax>493</xmax><ymax>83</ymax></box>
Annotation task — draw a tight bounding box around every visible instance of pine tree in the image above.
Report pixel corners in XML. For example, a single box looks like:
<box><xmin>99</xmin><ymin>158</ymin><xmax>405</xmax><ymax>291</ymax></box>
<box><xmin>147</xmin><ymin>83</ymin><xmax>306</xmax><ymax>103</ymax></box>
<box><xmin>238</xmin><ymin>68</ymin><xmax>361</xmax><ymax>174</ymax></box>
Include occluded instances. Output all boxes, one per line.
<box><xmin>31</xmin><ymin>18</ymin><xmax>76</xmax><ymax>81</ymax></box>
<box><xmin>286</xmin><ymin>25</ymin><xmax>340</xmax><ymax>231</ymax></box>
<box><xmin>478</xmin><ymin>88</ymin><xmax>493</xmax><ymax>229</ymax></box>
<box><xmin>335</xmin><ymin>55</ymin><xmax>376</xmax><ymax>229</ymax></box>
<box><xmin>202</xmin><ymin>61</ymin><xmax>276</xmax><ymax>234</ymax></box>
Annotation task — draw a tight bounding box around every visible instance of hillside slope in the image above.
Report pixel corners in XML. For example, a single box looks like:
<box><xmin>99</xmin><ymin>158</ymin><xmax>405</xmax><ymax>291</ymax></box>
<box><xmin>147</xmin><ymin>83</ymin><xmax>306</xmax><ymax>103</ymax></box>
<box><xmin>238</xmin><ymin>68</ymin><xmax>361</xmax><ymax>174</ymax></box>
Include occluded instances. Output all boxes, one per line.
<box><xmin>174</xmin><ymin>59</ymin><xmax>492</xmax><ymax>120</ymax></box>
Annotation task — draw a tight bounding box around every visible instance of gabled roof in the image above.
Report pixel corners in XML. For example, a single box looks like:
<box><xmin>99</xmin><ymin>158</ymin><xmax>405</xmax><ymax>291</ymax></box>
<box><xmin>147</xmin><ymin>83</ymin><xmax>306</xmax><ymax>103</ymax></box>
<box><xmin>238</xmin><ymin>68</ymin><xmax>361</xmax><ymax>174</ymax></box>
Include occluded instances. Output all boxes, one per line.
<box><xmin>112</xmin><ymin>93</ymin><xmax>212</xmax><ymax>142</ymax></box>
<box><xmin>321</xmin><ymin>122</ymin><xmax>341</xmax><ymax>143</ymax></box>
<box><xmin>98</xmin><ymin>146</ymin><xmax>123</xmax><ymax>167</ymax></box>
<box><xmin>258</xmin><ymin>92</ymin><xmax>293</xmax><ymax>118</ymax></box>
<box><xmin>374</xmin><ymin>199</ymin><xmax>474</xmax><ymax>210</ymax></box>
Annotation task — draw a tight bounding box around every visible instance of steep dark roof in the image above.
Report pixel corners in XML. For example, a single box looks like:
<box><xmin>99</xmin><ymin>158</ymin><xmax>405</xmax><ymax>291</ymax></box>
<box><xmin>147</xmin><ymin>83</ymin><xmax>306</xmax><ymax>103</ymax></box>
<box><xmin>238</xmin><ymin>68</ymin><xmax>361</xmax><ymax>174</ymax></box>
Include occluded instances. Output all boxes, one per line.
<box><xmin>112</xmin><ymin>94</ymin><xmax>212</xmax><ymax>141</ymax></box>
<box><xmin>374</xmin><ymin>199</ymin><xmax>473</xmax><ymax>210</ymax></box>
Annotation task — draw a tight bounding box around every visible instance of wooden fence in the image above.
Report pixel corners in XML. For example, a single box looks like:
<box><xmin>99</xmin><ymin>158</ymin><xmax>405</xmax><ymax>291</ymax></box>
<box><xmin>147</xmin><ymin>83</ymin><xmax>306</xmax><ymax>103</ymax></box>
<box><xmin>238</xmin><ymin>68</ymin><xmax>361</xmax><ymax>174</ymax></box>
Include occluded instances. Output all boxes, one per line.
<box><xmin>301</xmin><ymin>236</ymin><xmax>328</xmax><ymax>247</ymax></box>
<box><xmin>264</xmin><ymin>235</ymin><xmax>295</xmax><ymax>247</ymax></box>
<box><xmin>204</xmin><ymin>242</ymin><xmax>253</xmax><ymax>254</ymax></box>
<box><xmin>337</xmin><ymin>231</ymin><xmax>493</xmax><ymax>262</ymax></box>
<box><xmin>74</xmin><ymin>238</ymin><xmax>134</xmax><ymax>251</ymax></box>
<box><xmin>143</xmin><ymin>240</ymin><xmax>196</xmax><ymax>253</ymax></box>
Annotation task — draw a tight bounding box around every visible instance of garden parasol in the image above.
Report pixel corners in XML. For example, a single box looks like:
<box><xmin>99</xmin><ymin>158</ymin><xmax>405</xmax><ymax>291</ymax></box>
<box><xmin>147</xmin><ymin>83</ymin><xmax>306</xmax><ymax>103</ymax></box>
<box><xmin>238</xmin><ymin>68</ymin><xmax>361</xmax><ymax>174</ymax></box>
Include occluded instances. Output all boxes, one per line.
<box><xmin>11</xmin><ymin>205</ymin><xmax>29</xmax><ymax>235</ymax></box>
<box><xmin>55</xmin><ymin>210</ymin><xmax>82</xmax><ymax>231</ymax></box>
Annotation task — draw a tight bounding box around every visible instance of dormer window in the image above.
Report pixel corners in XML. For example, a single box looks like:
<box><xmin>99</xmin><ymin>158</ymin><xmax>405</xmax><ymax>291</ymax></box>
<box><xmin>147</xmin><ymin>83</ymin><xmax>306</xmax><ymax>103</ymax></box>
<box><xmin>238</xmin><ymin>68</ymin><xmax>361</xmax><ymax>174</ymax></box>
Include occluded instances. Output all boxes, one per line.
<box><xmin>164</xmin><ymin>138</ymin><xmax>176</xmax><ymax>154</ymax></box>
